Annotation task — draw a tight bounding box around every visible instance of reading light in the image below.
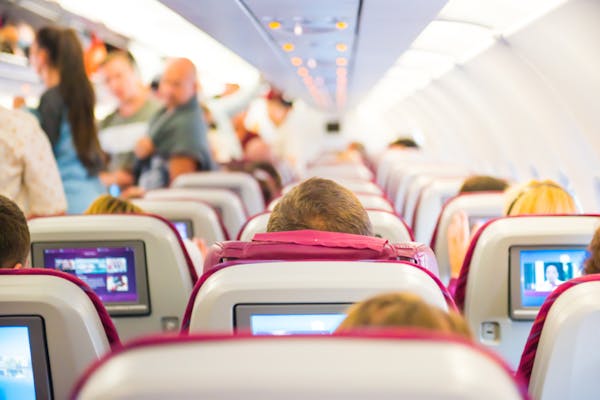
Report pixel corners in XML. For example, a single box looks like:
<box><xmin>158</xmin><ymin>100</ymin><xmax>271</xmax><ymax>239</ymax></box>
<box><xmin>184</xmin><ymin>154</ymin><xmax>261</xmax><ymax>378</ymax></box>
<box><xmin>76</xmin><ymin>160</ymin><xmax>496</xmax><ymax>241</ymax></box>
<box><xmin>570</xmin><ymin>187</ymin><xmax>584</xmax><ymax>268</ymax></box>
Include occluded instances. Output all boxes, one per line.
<box><xmin>336</xmin><ymin>57</ymin><xmax>347</xmax><ymax>66</ymax></box>
<box><xmin>297</xmin><ymin>67</ymin><xmax>309</xmax><ymax>77</ymax></box>
<box><xmin>336</xmin><ymin>21</ymin><xmax>348</xmax><ymax>30</ymax></box>
<box><xmin>282</xmin><ymin>43</ymin><xmax>295</xmax><ymax>52</ymax></box>
<box><xmin>307</xmin><ymin>58</ymin><xmax>317</xmax><ymax>68</ymax></box>
<box><xmin>291</xmin><ymin>57</ymin><xmax>303</xmax><ymax>66</ymax></box>
<box><xmin>336</xmin><ymin>43</ymin><xmax>348</xmax><ymax>52</ymax></box>
<box><xmin>294</xmin><ymin>22</ymin><xmax>303</xmax><ymax>36</ymax></box>
<box><xmin>268</xmin><ymin>21</ymin><xmax>281</xmax><ymax>30</ymax></box>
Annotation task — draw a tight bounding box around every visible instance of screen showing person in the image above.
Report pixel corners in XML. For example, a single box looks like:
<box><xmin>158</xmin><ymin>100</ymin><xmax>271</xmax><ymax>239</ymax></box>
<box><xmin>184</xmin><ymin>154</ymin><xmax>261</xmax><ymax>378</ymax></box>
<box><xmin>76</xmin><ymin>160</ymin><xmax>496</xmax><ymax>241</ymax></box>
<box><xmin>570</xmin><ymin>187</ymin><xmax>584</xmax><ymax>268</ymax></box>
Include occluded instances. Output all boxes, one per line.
<box><xmin>31</xmin><ymin>241</ymin><xmax>149</xmax><ymax>316</ymax></box>
<box><xmin>171</xmin><ymin>220</ymin><xmax>193</xmax><ymax>240</ymax></box>
<box><xmin>235</xmin><ymin>304</ymin><xmax>350</xmax><ymax>335</ymax></box>
<box><xmin>0</xmin><ymin>317</ymin><xmax>52</xmax><ymax>400</ymax></box>
<box><xmin>510</xmin><ymin>245</ymin><xmax>587</xmax><ymax>319</ymax></box>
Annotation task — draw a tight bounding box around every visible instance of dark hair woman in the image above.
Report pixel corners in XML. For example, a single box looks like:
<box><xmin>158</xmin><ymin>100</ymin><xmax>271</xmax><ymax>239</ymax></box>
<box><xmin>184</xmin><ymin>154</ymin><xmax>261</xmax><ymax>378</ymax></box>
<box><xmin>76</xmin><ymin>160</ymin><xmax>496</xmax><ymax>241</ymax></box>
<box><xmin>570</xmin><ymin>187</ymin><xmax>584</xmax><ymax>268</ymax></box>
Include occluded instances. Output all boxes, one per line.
<box><xmin>29</xmin><ymin>26</ymin><xmax>106</xmax><ymax>213</ymax></box>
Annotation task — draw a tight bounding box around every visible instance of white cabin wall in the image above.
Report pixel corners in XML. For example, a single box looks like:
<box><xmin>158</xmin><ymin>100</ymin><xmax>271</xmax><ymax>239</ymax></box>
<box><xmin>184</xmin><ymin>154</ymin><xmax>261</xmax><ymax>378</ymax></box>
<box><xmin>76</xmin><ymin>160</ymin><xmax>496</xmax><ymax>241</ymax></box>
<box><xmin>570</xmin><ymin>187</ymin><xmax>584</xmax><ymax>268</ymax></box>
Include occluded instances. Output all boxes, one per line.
<box><xmin>381</xmin><ymin>0</ymin><xmax>600</xmax><ymax>211</ymax></box>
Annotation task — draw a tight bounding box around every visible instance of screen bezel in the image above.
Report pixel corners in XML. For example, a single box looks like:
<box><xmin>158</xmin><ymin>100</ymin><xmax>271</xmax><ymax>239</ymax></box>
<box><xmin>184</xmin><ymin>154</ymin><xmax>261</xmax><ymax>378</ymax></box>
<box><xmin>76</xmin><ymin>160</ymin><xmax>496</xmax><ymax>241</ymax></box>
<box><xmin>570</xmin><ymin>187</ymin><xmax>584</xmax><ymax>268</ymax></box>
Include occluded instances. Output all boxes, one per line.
<box><xmin>31</xmin><ymin>240</ymin><xmax>151</xmax><ymax>317</ymax></box>
<box><xmin>509</xmin><ymin>244</ymin><xmax>587</xmax><ymax>320</ymax></box>
<box><xmin>0</xmin><ymin>315</ymin><xmax>53</xmax><ymax>399</ymax></box>
<box><xmin>170</xmin><ymin>219</ymin><xmax>194</xmax><ymax>239</ymax></box>
<box><xmin>234</xmin><ymin>303</ymin><xmax>352</xmax><ymax>334</ymax></box>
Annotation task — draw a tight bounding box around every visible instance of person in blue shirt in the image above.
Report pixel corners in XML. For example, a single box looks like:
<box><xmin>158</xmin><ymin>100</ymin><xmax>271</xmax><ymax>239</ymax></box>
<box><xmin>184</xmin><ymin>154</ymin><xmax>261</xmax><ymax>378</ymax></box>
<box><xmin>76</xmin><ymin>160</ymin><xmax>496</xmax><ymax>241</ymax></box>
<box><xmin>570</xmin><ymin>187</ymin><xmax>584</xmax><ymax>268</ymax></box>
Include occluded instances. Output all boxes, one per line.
<box><xmin>28</xmin><ymin>26</ymin><xmax>106</xmax><ymax>213</ymax></box>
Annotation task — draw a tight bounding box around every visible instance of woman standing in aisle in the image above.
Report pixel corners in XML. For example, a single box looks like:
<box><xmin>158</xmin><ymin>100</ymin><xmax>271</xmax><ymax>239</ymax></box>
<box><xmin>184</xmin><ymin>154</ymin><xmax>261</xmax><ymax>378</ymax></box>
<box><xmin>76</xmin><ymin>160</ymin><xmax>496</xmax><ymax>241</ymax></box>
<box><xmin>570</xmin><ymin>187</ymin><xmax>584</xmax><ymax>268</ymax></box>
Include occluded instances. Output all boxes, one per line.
<box><xmin>29</xmin><ymin>26</ymin><xmax>105</xmax><ymax>213</ymax></box>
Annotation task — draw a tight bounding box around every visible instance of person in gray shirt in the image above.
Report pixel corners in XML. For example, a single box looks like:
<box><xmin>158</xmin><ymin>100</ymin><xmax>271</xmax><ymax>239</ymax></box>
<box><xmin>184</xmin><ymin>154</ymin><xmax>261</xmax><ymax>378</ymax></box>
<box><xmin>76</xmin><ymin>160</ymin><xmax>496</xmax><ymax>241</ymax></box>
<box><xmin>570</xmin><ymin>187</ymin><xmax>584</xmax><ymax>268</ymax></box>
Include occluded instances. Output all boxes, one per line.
<box><xmin>134</xmin><ymin>58</ymin><xmax>216</xmax><ymax>189</ymax></box>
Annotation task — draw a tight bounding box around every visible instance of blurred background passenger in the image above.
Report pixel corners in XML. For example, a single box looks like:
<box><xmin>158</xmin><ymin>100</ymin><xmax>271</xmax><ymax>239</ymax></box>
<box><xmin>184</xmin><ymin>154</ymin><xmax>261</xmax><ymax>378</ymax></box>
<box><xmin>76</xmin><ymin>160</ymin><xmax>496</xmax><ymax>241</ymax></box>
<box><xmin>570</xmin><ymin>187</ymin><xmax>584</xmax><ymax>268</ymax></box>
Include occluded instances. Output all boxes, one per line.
<box><xmin>98</xmin><ymin>51</ymin><xmax>162</xmax><ymax>190</ymax></box>
<box><xmin>335</xmin><ymin>292</ymin><xmax>471</xmax><ymax>339</ymax></box>
<box><xmin>29</xmin><ymin>26</ymin><xmax>105</xmax><ymax>213</ymax></box>
<box><xmin>504</xmin><ymin>179</ymin><xmax>576</xmax><ymax>216</ymax></box>
<box><xmin>0</xmin><ymin>106</ymin><xmax>66</xmax><ymax>217</ymax></box>
<box><xmin>447</xmin><ymin>176</ymin><xmax>509</xmax><ymax>279</ymax></box>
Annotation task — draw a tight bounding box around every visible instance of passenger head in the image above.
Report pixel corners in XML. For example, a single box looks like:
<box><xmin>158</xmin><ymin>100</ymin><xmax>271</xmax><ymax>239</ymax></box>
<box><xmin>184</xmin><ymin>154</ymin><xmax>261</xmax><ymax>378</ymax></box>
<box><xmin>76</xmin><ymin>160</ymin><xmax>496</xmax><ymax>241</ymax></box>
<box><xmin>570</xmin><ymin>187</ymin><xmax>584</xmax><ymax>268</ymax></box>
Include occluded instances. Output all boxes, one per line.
<box><xmin>389</xmin><ymin>137</ymin><xmax>419</xmax><ymax>149</ymax></box>
<box><xmin>336</xmin><ymin>292</ymin><xmax>471</xmax><ymax>339</ymax></box>
<box><xmin>101</xmin><ymin>51</ymin><xmax>141</xmax><ymax>102</ymax></box>
<box><xmin>85</xmin><ymin>195</ymin><xmax>143</xmax><ymax>214</ymax></box>
<box><xmin>584</xmin><ymin>227</ymin><xmax>600</xmax><ymax>275</ymax></box>
<box><xmin>459</xmin><ymin>175</ymin><xmax>508</xmax><ymax>193</ymax></box>
<box><xmin>0</xmin><ymin>195</ymin><xmax>30</xmax><ymax>269</ymax></box>
<box><xmin>504</xmin><ymin>180</ymin><xmax>576</xmax><ymax>216</ymax></box>
<box><xmin>267</xmin><ymin>177</ymin><xmax>373</xmax><ymax>236</ymax></box>
<box><xmin>32</xmin><ymin>26</ymin><xmax>104</xmax><ymax>175</ymax></box>
<box><xmin>159</xmin><ymin>57</ymin><xmax>198</xmax><ymax>109</ymax></box>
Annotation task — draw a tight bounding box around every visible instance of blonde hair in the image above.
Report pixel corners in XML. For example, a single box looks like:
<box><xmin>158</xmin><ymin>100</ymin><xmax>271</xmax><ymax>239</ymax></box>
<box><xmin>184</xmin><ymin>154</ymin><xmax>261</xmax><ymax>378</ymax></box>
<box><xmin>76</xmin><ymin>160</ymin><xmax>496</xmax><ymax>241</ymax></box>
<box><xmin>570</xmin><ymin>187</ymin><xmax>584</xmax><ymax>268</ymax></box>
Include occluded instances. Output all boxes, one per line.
<box><xmin>504</xmin><ymin>180</ymin><xmax>576</xmax><ymax>216</ymax></box>
<box><xmin>85</xmin><ymin>195</ymin><xmax>143</xmax><ymax>215</ymax></box>
<box><xmin>336</xmin><ymin>292</ymin><xmax>471</xmax><ymax>339</ymax></box>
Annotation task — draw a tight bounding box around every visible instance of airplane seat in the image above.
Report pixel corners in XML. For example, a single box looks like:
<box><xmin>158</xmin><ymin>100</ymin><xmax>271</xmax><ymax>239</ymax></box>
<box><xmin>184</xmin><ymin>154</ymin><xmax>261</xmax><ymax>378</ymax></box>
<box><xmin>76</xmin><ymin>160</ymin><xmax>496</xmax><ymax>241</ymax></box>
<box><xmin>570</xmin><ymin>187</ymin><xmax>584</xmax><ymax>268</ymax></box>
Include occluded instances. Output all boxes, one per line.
<box><xmin>517</xmin><ymin>275</ymin><xmax>600</xmax><ymax>400</ymax></box>
<box><xmin>429</xmin><ymin>192</ymin><xmax>505</xmax><ymax>285</ymax></box>
<box><xmin>305</xmin><ymin>163</ymin><xmax>374</xmax><ymax>181</ymax></box>
<box><xmin>28</xmin><ymin>214</ymin><xmax>198</xmax><ymax>341</ymax></box>
<box><xmin>237</xmin><ymin>210</ymin><xmax>414</xmax><ymax>245</ymax></box>
<box><xmin>72</xmin><ymin>331</ymin><xmax>529</xmax><ymax>400</ymax></box>
<box><xmin>184</xmin><ymin>260</ymin><xmax>452</xmax><ymax>333</ymax></box>
<box><xmin>205</xmin><ymin>229</ymin><xmax>438</xmax><ymax>277</ymax></box>
<box><xmin>145</xmin><ymin>187</ymin><xmax>246</xmax><ymax>240</ymax></box>
<box><xmin>132</xmin><ymin>199</ymin><xmax>226</xmax><ymax>245</ymax></box>
<box><xmin>411</xmin><ymin>177</ymin><xmax>465</xmax><ymax>244</ymax></box>
<box><xmin>172</xmin><ymin>171</ymin><xmax>265</xmax><ymax>216</ymax></box>
<box><xmin>0</xmin><ymin>269</ymin><xmax>119</xmax><ymax>400</ymax></box>
<box><xmin>453</xmin><ymin>214</ymin><xmax>600</xmax><ymax>369</ymax></box>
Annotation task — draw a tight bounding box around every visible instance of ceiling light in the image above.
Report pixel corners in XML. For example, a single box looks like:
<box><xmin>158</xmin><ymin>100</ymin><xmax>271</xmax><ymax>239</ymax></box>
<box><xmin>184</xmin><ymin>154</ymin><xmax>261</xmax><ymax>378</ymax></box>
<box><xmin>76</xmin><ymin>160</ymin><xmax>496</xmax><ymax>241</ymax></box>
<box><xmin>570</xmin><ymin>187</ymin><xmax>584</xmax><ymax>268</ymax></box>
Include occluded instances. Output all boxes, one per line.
<box><xmin>291</xmin><ymin>57</ymin><xmax>303</xmax><ymax>66</ymax></box>
<box><xmin>336</xmin><ymin>43</ymin><xmax>348</xmax><ymax>52</ymax></box>
<box><xmin>307</xmin><ymin>58</ymin><xmax>317</xmax><ymax>69</ymax></box>
<box><xmin>268</xmin><ymin>21</ymin><xmax>281</xmax><ymax>30</ymax></box>
<box><xmin>336</xmin><ymin>21</ymin><xmax>348</xmax><ymax>30</ymax></box>
<box><xmin>336</xmin><ymin>57</ymin><xmax>348</xmax><ymax>66</ymax></box>
<box><xmin>297</xmin><ymin>67</ymin><xmax>309</xmax><ymax>77</ymax></box>
<box><xmin>282</xmin><ymin>43</ymin><xmax>295</xmax><ymax>52</ymax></box>
<box><xmin>293</xmin><ymin>22</ymin><xmax>303</xmax><ymax>36</ymax></box>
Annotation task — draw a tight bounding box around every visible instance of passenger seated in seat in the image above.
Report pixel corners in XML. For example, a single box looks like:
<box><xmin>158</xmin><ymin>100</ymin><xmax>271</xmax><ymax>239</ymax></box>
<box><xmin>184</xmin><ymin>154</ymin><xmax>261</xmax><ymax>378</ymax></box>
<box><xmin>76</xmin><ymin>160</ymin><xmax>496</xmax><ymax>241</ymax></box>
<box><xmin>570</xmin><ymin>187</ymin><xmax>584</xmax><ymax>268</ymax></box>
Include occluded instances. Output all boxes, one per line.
<box><xmin>267</xmin><ymin>177</ymin><xmax>373</xmax><ymax>236</ymax></box>
<box><xmin>504</xmin><ymin>179</ymin><xmax>576</xmax><ymax>216</ymax></box>
<box><xmin>447</xmin><ymin>176</ymin><xmax>509</xmax><ymax>279</ymax></box>
<box><xmin>583</xmin><ymin>227</ymin><xmax>600</xmax><ymax>275</ymax></box>
<box><xmin>0</xmin><ymin>195</ymin><xmax>30</xmax><ymax>269</ymax></box>
<box><xmin>335</xmin><ymin>292</ymin><xmax>471</xmax><ymax>339</ymax></box>
<box><xmin>85</xmin><ymin>195</ymin><xmax>206</xmax><ymax>261</ymax></box>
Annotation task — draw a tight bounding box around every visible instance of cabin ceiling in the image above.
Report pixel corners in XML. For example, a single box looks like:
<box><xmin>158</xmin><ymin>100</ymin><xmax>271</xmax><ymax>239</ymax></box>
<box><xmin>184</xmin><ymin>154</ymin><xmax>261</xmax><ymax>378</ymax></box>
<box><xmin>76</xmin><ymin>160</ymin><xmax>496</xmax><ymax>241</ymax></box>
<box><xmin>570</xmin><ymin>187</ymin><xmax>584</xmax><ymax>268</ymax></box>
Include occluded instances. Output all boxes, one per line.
<box><xmin>159</xmin><ymin>0</ymin><xmax>448</xmax><ymax>113</ymax></box>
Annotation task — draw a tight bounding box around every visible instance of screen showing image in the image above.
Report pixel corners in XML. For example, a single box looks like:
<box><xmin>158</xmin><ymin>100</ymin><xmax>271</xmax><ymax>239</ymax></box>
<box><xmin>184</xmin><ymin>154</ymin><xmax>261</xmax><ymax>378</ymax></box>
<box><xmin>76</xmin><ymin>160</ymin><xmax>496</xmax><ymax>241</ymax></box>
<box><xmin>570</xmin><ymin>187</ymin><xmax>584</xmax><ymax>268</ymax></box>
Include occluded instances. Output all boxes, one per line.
<box><xmin>0</xmin><ymin>327</ymin><xmax>35</xmax><ymax>399</ymax></box>
<box><xmin>0</xmin><ymin>317</ymin><xmax>52</xmax><ymax>400</ymax></box>
<box><xmin>235</xmin><ymin>304</ymin><xmax>350</xmax><ymax>336</ymax></box>
<box><xmin>43</xmin><ymin>246</ymin><xmax>138</xmax><ymax>304</ymax></box>
<box><xmin>510</xmin><ymin>246</ymin><xmax>588</xmax><ymax>319</ymax></box>
<box><xmin>250</xmin><ymin>314</ymin><xmax>346</xmax><ymax>335</ymax></box>
<box><xmin>32</xmin><ymin>241</ymin><xmax>150</xmax><ymax>316</ymax></box>
<box><xmin>171</xmin><ymin>220</ymin><xmax>193</xmax><ymax>240</ymax></box>
<box><xmin>467</xmin><ymin>215</ymin><xmax>494</xmax><ymax>232</ymax></box>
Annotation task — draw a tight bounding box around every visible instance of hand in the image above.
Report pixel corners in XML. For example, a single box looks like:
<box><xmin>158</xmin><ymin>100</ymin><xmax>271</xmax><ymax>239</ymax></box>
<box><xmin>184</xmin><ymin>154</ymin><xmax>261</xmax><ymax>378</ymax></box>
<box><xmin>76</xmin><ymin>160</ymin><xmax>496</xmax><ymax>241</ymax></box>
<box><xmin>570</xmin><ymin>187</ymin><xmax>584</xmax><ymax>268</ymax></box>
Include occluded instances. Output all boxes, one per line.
<box><xmin>447</xmin><ymin>210</ymin><xmax>470</xmax><ymax>279</ymax></box>
<box><xmin>135</xmin><ymin>136</ymin><xmax>155</xmax><ymax>159</ymax></box>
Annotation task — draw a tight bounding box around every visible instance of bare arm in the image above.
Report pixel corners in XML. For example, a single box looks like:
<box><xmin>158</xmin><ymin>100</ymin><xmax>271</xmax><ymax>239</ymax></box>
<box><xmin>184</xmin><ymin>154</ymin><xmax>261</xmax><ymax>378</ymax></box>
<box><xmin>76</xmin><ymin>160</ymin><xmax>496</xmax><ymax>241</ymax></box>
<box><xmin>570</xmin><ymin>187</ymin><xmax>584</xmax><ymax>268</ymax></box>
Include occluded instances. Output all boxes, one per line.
<box><xmin>169</xmin><ymin>156</ymin><xmax>197</xmax><ymax>183</ymax></box>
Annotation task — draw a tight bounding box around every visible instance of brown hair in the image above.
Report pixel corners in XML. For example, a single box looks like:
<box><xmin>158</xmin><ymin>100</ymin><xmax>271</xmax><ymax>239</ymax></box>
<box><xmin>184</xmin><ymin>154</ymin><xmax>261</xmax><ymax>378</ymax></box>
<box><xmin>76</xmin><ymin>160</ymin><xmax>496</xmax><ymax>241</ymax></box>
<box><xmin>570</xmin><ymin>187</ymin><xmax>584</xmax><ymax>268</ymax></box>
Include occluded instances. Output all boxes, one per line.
<box><xmin>101</xmin><ymin>49</ymin><xmax>137</xmax><ymax>69</ymax></box>
<box><xmin>459</xmin><ymin>175</ymin><xmax>508</xmax><ymax>193</ymax></box>
<box><xmin>85</xmin><ymin>195</ymin><xmax>144</xmax><ymax>215</ymax></box>
<box><xmin>584</xmin><ymin>227</ymin><xmax>600</xmax><ymax>275</ymax></box>
<box><xmin>336</xmin><ymin>292</ymin><xmax>471</xmax><ymax>339</ymax></box>
<box><xmin>0</xmin><ymin>195</ymin><xmax>31</xmax><ymax>268</ymax></box>
<box><xmin>35</xmin><ymin>27</ymin><xmax>105</xmax><ymax>175</ymax></box>
<box><xmin>267</xmin><ymin>177</ymin><xmax>373</xmax><ymax>236</ymax></box>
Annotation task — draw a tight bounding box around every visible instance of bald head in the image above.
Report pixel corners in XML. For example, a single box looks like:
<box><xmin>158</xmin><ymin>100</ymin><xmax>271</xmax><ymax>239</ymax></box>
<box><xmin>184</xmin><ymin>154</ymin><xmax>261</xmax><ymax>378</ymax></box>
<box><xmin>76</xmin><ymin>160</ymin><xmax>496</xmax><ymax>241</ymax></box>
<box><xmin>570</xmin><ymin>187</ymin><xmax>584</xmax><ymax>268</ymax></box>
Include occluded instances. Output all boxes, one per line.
<box><xmin>160</xmin><ymin>57</ymin><xmax>198</xmax><ymax>109</ymax></box>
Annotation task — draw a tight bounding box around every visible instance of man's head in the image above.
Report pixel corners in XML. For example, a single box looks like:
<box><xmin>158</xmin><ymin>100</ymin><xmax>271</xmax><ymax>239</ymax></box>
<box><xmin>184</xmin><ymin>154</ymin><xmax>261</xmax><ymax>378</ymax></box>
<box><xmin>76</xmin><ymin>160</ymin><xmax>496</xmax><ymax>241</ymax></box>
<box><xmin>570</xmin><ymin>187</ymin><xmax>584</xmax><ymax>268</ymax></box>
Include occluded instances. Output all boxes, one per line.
<box><xmin>0</xmin><ymin>195</ymin><xmax>30</xmax><ymax>269</ymax></box>
<box><xmin>159</xmin><ymin>58</ymin><xmax>198</xmax><ymax>109</ymax></box>
<box><xmin>267</xmin><ymin>177</ymin><xmax>373</xmax><ymax>236</ymax></box>
<box><xmin>101</xmin><ymin>51</ymin><xmax>140</xmax><ymax>102</ymax></box>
